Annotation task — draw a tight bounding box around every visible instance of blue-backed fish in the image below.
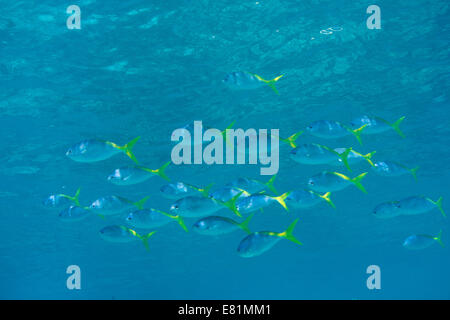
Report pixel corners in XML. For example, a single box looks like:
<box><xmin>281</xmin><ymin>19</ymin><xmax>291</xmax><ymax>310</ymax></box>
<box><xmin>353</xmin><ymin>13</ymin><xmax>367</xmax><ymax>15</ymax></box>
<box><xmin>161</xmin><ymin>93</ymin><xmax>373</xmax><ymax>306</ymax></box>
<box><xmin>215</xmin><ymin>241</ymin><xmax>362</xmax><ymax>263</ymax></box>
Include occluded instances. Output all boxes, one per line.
<box><xmin>236</xmin><ymin>191</ymin><xmax>291</xmax><ymax>214</ymax></box>
<box><xmin>372</xmin><ymin>201</ymin><xmax>402</xmax><ymax>219</ymax></box>
<box><xmin>126</xmin><ymin>208</ymin><xmax>188</xmax><ymax>232</ymax></box>
<box><xmin>290</xmin><ymin>144</ymin><xmax>353</xmax><ymax>170</ymax></box>
<box><xmin>107</xmin><ymin>161</ymin><xmax>171</xmax><ymax>185</ymax></box>
<box><xmin>209</xmin><ymin>186</ymin><xmax>250</xmax><ymax>203</ymax></box>
<box><xmin>170</xmin><ymin>192</ymin><xmax>243</xmax><ymax>218</ymax></box>
<box><xmin>99</xmin><ymin>225</ymin><xmax>156</xmax><ymax>250</ymax></box>
<box><xmin>398</xmin><ymin>195</ymin><xmax>445</xmax><ymax>217</ymax></box>
<box><xmin>285</xmin><ymin>190</ymin><xmax>335</xmax><ymax>209</ymax></box>
<box><xmin>333</xmin><ymin>148</ymin><xmax>376</xmax><ymax>168</ymax></box>
<box><xmin>66</xmin><ymin>137</ymin><xmax>140</xmax><ymax>163</ymax></box>
<box><xmin>308</xmin><ymin>171</ymin><xmax>368</xmax><ymax>194</ymax></box>
<box><xmin>193</xmin><ymin>214</ymin><xmax>254</xmax><ymax>236</ymax></box>
<box><xmin>372</xmin><ymin>161</ymin><xmax>419</xmax><ymax>180</ymax></box>
<box><xmin>350</xmin><ymin>115</ymin><xmax>405</xmax><ymax>138</ymax></box>
<box><xmin>237</xmin><ymin>219</ymin><xmax>302</xmax><ymax>258</ymax></box>
<box><xmin>403</xmin><ymin>230</ymin><xmax>444</xmax><ymax>250</ymax></box>
<box><xmin>160</xmin><ymin>182</ymin><xmax>213</xmax><ymax>199</ymax></box>
<box><xmin>58</xmin><ymin>205</ymin><xmax>90</xmax><ymax>222</ymax></box>
<box><xmin>306</xmin><ymin>120</ymin><xmax>367</xmax><ymax>145</ymax></box>
<box><xmin>43</xmin><ymin>188</ymin><xmax>81</xmax><ymax>208</ymax></box>
<box><xmin>222</xmin><ymin>72</ymin><xmax>284</xmax><ymax>94</ymax></box>
<box><xmin>226</xmin><ymin>175</ymin><xmax>278</xmax><ymax>194</ymax></box>
<box><xmin>89</xmin><ymin>195</ymin><xmax>149</xmax><ymax>216</ymax></box>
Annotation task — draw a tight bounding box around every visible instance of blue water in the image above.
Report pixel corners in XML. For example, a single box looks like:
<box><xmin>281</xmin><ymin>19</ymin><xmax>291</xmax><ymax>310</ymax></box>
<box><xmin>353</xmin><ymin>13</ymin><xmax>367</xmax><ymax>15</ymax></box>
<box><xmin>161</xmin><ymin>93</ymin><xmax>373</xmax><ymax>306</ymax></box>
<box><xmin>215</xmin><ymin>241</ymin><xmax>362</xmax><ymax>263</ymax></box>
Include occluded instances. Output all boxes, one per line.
<box><xmin>1</xmin><ymin>0</ymin><xmax>449</xmax><ymax>299</ymax></box>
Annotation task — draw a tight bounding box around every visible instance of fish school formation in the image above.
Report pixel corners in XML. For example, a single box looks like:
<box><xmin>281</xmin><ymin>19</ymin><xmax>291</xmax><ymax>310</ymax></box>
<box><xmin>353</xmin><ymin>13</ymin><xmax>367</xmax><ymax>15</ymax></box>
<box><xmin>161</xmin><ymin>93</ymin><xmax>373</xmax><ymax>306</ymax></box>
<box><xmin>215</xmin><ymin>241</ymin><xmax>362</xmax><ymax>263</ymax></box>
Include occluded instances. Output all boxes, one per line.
<box><xmin>43</xmin><ymin>73</ymin><xmax>445</xmax><ymax>257</ymax></box>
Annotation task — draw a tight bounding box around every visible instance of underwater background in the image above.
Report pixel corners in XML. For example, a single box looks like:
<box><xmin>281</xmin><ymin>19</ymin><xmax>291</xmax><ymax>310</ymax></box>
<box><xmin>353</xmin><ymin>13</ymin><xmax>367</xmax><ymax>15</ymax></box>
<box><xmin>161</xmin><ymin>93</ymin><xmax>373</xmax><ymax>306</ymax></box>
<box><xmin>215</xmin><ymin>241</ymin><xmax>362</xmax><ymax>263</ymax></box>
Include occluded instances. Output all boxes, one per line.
<box><xmin>1</xmin><ymin>0</ymin><xmax>449</xmax><ymax>299</ymax></box>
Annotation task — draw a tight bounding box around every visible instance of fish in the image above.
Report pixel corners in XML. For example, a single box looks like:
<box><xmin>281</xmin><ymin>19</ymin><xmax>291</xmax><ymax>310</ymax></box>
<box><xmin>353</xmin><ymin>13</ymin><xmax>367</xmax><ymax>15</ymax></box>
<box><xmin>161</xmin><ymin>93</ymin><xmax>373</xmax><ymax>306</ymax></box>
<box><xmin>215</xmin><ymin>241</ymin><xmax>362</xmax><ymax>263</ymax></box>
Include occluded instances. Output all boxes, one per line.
<box><xmin>397</xmin><ymin>195</ymin><xmax>445</xmax><ymax>217</ymax></box>
<box><xmin>222</xmin><ymin>72</ymin><xmax>284</xmax><ymax>94</ymax></box>
<box><xmin>350</xmin><ymin>115</ymin><xmax>405</xmax><ymax>138</ymax></box>
<box><xmin>58</xmin><ymin>205</ymin><xmax>90</xmax><ymax>222</ymax></box>
<box><xmin>43</xmin><ymin>188</ymin><xmax>81</xmax><ymax>208</ymax></box>
<box><xmin>372</xmin><ymin>201</ymin><xmax>402</xmax><ymax>219</ymax></box>
<box><xmin>209</xmin><ymin>186</ymin><xmax>250</xmax><ymax>202</ymax></box>
<box><xmin>66</xmin><ymin>136</ymin><xmax>140</xmax><ymax>163</ymax></box>
<box><xmin>235</xmin><ymin>191</ymin><xmax>291</xmax><ymax>214</ymax></box>
<box><xmin>225</xmin><ymin>175</ymin><xmax>278</xmax><ymax>194</ymax></box>
<box><xmin>193</xmin><ymin>214</ymin><xmax>254</xmax><ymax>236</ymax></box>
<box><xmin>372</xmin><ymin>161</ymin><xmax>419</xmax><ymax>180</ymax></box>
<box><xmin>278</xmin><ymin>131</ymin><xmax>304</xmax><ymax>148</ymax></box>
<box><xmin>126</xmin><ymin>208</ymin><xmax>188</xmax><ymax>232</ymax></box>
<box><xmin>306</xmin><ymin>120</ymin><xmax>367</xmax><ymax>145</ymax></box>
<box><xmin>308</xmin><ymin>171</ymin><xmax>368</xmax><ymax>194</ymax></box>
<box><xmin>285</xmin><ymin>190</ymin><xmax>335</xmax><ymax>209</ymax></box>
<box><xmin>89</xmin><ymin>195</ymin><xmax>150</xmax><ymax>216</ymax></box>
<box><xmin>237</xmin><ymin>219</ymin><xmax>302</xmax><ymax>258</ymax></box>
<box><xmin>107</xmin><ymin>161</ymin><xmax>171</xmax><ymax>185</ymax></box>
<box><xmin>290</xmin><ymin>144</ymin><xmax>353</xmax><ymax>170</ymax></box>
<box><xmin>160</xmin><ymin>182</ymin><xmax>207</xmax><ymax>200</ymax></box>
<box><xmin>333</xmin><ymin>148</ymin><xmax>376</xmax><ymax>168</ymax></box>
<box><xmin>403</xmin><ymin>230</ymin><xmax>444</xmax><ymax>250</ymax></box>
<box><xmin>99</xmin><ymin>225</ymin><xmax>156</xmax><ymax>250</ymax></box>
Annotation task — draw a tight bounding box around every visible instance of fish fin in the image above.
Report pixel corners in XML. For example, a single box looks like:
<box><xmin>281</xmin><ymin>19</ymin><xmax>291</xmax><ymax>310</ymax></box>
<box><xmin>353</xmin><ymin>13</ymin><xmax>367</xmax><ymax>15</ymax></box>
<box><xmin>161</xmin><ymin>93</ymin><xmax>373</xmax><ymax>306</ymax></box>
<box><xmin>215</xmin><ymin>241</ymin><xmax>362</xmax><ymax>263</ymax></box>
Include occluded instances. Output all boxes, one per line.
<box><xmin>97</xmin><ymin>214</ymin><xmax>106</xmax><ymax>219</ymax></box>
<box><xmin>153</xmin><ymin>161</ymin><xmax>171</xmax><ymax>181</ymax></box>
<box><xmin>410</xmin><ymin>166</ymin><xmax>419</xmax><ymax>181</ymax></box>
<box><xmin>351</xmin><ymin>172</ymin><xmax>368</xmax><ymax>194</ymax></box>
<box><xmin>273</xmin><ymin>191</ymin><xmax>291</xmax><ymax>212</ymax></box>
<box><xmin>430</xmin><ymin>196</ymin><xmax>445</xmax><ymax>218</ymax></box>
<box><xmin>350</xmin><ymin>124</ymin><xmax>367</xmax><ymax>146</ymax></box>
<box><xmin>336</xmin><ymin>147</ymin><xmax>353</xmax><ymax>172</ymax></box>
<box><xmin>119</xmin><ymin>136</ymin><xmax>140</xmax><ymax>164</ymax></box>
<box><xmin>221</xmin><ymin>191</ymin><xmax>244</xmax><ymax>217</ymax></box>
<box><xmin>139</xmin><ymin>231</ymin><xmax>156</xmax><ymax>251</ymax></box>
<box><xmin>133</xmin><ymin>196</ymin><xmax>150</xmax><ymax>209</ymax></box>
<box><xmin>264</xmin><ymin>175</ymin><xmax>278</xmax><ymax>194</ymax></box>
<box><xmin>199</xmin><ymin>183</ymin><xmax>215</xmax><ymax>198</ymax></box>
<box><xmin>318</xmin><ymin>191</ymin><xmax>336</xmax><ymax>209</ymax></box>
<box><xmin>253</xmin><ymin>73</ymin><xmax>284</xmax><ymax>95</ymax></box>
<box><xmin>238</xmin><ymin>213</ymin><xmax>254</xmax><ymax>234</ymax></box>
<box><xmin>72</xmin><ymin>188</ymin><xmax>81</xmax><ymax>206</ymax></box>
<box><xmin>175</xmin><ymin>215</ymin><xmax>188</xmax><ymax>232</ymax></box>
<box><xmin>363</xmin><ymin>151</ymin><xmax>376</xmax><ymax>167</ymax></box>
<box><xmin>389</xmin><ymin>116</ymin><xmax>406</xmax><ymax>138</ymax></box>
<box><xmin>278</xmin><ymin>219</ymin><xmax>303</xmax><ymax>245</ymax></box>
<box><xmin>280</xmin><ymin>131</ymin><xmax>303</xmax><ymax>148</ymax></box>
<box><xmin>434</xmin><ymin>230</ymin><xmax>444</xmax><ymax>248</ymax></box>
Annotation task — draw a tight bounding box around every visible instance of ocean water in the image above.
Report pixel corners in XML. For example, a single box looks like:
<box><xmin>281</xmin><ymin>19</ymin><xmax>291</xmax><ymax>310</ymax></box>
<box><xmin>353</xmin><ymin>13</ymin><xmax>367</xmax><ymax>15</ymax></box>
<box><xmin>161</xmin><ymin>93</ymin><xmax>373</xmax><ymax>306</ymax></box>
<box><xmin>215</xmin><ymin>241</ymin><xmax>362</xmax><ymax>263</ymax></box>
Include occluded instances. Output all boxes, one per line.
<box><xmin>1</xmin><ymin>0</ymin><xmax>449</xmax><ymax>300</ymax></box>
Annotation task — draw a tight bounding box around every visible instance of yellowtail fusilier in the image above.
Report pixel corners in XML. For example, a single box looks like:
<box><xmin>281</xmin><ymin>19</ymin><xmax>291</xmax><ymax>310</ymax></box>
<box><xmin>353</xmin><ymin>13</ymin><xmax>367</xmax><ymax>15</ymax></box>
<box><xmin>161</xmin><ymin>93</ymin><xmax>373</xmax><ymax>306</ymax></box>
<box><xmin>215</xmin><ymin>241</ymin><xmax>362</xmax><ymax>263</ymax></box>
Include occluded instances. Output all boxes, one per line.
<box><xmin>160</xmin><ymin>182</ymin><xmax>214</xmax><ymax>200</ymax></box>
<box><xmin>308</xmin><ymin>171</ymin><xmax>368</xmax><ymax>194</ymax></box>
<box><xmin>306</xmin><ymin>120</ymin><xmax>367</xmax><ymax>145</ymax></box>
<box><xmin>372</xmin><ymin>161</ymin><xmax>419</xmax><ymax>180</ymax></box>
<box><xmin>89</xmin><ymin>195</ymin><xmax>150</xmax><ymax>216</ymax></box>
<box><xmin>372</xmin><ymin>201</ymin><xmax>402</xmax><ymax>219</ymax></box>
<box><xmin>126</xmin><ymin>209</ymin><xmax>188</xmax><ymax>232</ymax></box>
<box><xmin>333</xmin><ymin>148</ymin><xmax>376</xmax><ymax>168</ymax></box>
<box><xmin>193</xmin><ymin>214</ymin><xmax>254</xmax><ymax>236</ymax></box>
<box><xmin>209</xmin><ymin>186</ymin><xmax>250</xmax><ymax>202</ymax></box>
<box><xmin>107</xmin><ymin>161</ymin><xmax>171</xmax><ymax>185</ymax></box>
<box><xmin>58</xmin><ymin>205</ymin><xmax>91</xmax><ymax>222</ymax></box>
<box><xmin>237</xmin><ymin>219</ymin><xmax>302</xmax><ymax>258</ymax></box>
<box><xmin>66</xmin><ymin>137</ymin><xmax>140</xmax><ymax>163</ymax></box>
<box><xmin>236</xmin><ymin>191</ymin><xmax>291</xmax><ymax>214</ymax></box>
<box><xmin>43</xmin><ymin>188</ymin><xmax>81</xmax><ymax>208</ymax></box>
<box><xmin>99</xmin><ymin>225</ymin><xmax>156</xmax><ymax>250</ymax></box>
<box><xmin>170</xmin><ymin>192</ymin><xmax>244</xmax><ymax>218</ymax></box>
<box><xmin>225</xmin><ymin>175</ymin><xmax>278</xmax><ymax>194</ymax></box>
<box><xmin>290</xmin><ymin>143</ymin><xmax>354</xmax><ymax>171</ymax></box>
<box><xmin>222</xmin><ymin>72</ymin><xmax>284</xmax><ymax>94</ymax></box>
<box><xmin>285</xmin><ymin>190</ymin><xmax>335</xmax><ymax>210</ymax></box>
<box><xmin>403</xmin><ymin>230</ymin><xmax>444</xmax><ymax>250</ymax></box>
<box><xmin>350</xmin><ymin>115</ymin><xmax>405</xmax><ymax>138</ymax></box>
<box><xmin>398</xmin><ymin>195</ymin><xmax>445</xmax><ymax>217</ymax></box>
